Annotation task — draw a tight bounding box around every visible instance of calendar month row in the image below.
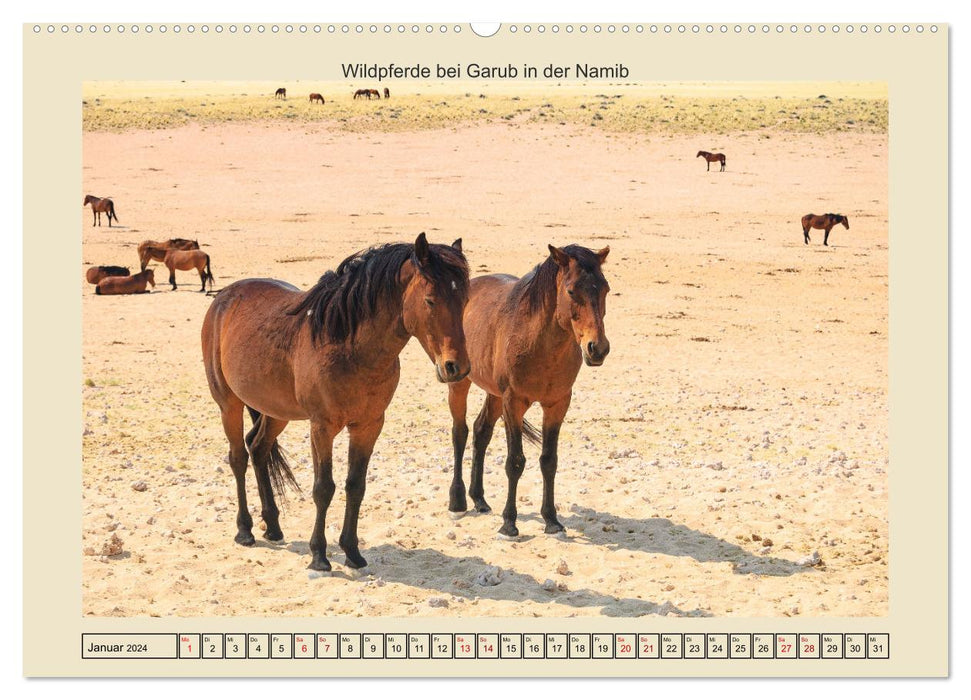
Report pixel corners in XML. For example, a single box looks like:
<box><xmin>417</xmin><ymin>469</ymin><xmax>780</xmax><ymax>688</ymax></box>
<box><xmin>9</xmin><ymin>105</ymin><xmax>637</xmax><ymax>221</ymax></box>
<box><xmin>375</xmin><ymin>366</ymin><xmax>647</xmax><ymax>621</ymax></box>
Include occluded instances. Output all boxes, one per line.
<box><xmin>82</xmin><ymin>632</ymin><xmax>889</xmax><ymax>660</ymax></box>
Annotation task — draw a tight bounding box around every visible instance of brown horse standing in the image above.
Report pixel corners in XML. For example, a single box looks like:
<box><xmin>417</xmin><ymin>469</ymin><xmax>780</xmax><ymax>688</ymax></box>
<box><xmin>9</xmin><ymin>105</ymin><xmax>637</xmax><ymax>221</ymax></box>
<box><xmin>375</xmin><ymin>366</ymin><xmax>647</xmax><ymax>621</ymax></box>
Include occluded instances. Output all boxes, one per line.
<box><xmin>383</xmin><ymin>87</ymin><xmax>390</xmax><ymax>99</ymax></box>
<box><xmin>447</xmin><ymin>244</ymin><xmax>611</xmax><ymax>537</ymax></box>
<box><xmin>275</xmin><ymin>87</ymin><xmax>287</xmax><ymax>99</ymax></box>
<box><xmin>802</xmin><ymin>213</ymin><xmax>849</xmax><ymax>246</ymax></box>
<box><xmin>353</xmin><ymin>89</ymin><xmax>370</xmax><ymax>100</ymax></box>
<box><xmin>85</xmin><ymin>265</ymin><xmax>130</xmax><ymax>285</ymax></box>
<box><xmin>201</xmin><ymin>234</ymin><xmax>471</xmax><ymax>571</ymax></box>
<box><xmin>164</xmin><ymin>249</ymin><xmax>214</xmax><ymax>291</ymax></box>
<box><xmin>369</xmin><ymin>89</ymin><xmax>381</xmax><ymax>100</ymax></box>
<box><xmin>138</xmin><ymin>238</ymin><xmax>199</xmax><ymax>271</ymax></box>
<box><xmin>83</xmin><ymin>195</ymin><xmax>119</xmax><ymax>227</ymax></box>
<box><xmin>95</xmin><ymin>269</ymin><xmax>155</xmax><ymax>295</ymax></box>
<box><xmin>696</xmin><ymin>151</ymin><xmax>726</xmax><ymax>172</ymax></box>
<box><xmin>309</xmin><ymin>93</ymin><xmax>325</xmax><ymax>104</ymax></box>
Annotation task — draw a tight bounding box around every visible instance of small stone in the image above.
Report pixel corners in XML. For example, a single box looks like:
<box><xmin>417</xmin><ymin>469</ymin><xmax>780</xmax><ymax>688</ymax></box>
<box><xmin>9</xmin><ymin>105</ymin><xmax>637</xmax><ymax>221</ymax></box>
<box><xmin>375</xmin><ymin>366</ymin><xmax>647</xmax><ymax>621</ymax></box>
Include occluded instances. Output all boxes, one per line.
<box><xmin>100</xmin><ymin>533</ymin><xmax>124</xmax><ymax>557</ymax></box>
<box><xmin>555</xmin><ymin>559</ymin><xmax>570</xmax><ymax>576</ymax></box>
<box><xmin>796</xmin><ymin>551</ymin><xmax>822</xmax><ymax>567</ymax></box>
<box><xmin>761</xmin><ymin>538</ymin><xmax>773</xmax><ymax>547</ymax></box>
<box><xmin>474</xmin><ymin>566</ymin><xmax>503</xmax><ymax>586</ymax></box>
<box><xmin>131</xmin><ymin>481</ymin><xmax>148</xmax><ymax>492</ymax></box>
<box><xmin>446</xmin><ymin>531</ymin><xmax>456</xmax><ymax>540</ymax></box>
<box><xmin>541</xmin><ymin>579</ymin><xmax>556</xmax><ymax>592</ymax></box>
<box><xmin>428</xmin><ymin>597</ymin><xmax>449</xmax><ymax>608</ymax></box>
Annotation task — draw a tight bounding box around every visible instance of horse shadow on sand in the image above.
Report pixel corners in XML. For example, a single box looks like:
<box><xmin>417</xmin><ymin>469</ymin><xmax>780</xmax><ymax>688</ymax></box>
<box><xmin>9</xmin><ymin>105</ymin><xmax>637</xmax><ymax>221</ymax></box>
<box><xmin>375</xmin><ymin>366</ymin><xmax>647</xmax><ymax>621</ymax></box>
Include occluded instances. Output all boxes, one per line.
<box><xmin>510</xmin><ymin>505</ymin><xmax>807</xmax><ymax>578</ymax></box>
<box><xmin>281</xmin><ymin>540</ymin><xmax>710</xmax><ymax>618</ymax></box>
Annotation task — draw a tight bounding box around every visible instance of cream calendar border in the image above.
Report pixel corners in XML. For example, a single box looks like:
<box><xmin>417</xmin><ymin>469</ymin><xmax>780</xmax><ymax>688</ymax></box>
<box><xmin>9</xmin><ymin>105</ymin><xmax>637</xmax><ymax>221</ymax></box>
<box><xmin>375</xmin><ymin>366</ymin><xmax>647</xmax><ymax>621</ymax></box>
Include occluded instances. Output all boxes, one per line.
<box><xmin>22</xmin><ymin>23</ymin><xmax>948</xmax><ymax>677</ymax></box>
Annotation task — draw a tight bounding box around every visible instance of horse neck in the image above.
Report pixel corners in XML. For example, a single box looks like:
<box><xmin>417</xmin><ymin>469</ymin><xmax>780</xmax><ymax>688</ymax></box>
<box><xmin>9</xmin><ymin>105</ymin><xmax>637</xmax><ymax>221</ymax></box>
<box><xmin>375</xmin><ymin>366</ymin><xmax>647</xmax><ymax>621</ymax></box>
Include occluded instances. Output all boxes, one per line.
<box><xmin>516</xmin><ymin>281</ymin><xmax>574</xmax><ymax>354</ymax></box>
<box><xmin>341</xmin><ymin>293</ymin><xmax>410</xmax><ymax>368</ymax></box>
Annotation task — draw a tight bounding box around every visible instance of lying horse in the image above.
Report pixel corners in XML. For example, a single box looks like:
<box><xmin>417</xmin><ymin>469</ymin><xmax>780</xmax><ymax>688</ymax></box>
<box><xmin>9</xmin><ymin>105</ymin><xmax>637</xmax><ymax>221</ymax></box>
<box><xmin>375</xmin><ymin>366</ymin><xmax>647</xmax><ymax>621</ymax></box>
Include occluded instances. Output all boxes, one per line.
<box><xmin>83</xmin><ymin>195</ymin><xmax>119</xmax><ymax>227</ymax></box>
<box><xmin>801</xmin><ymin>213</ymin><xmax>849</xmax><ymax>246</ymax></box>
<box><xmin>85</xmin><ymin>265</ymin><xmax>131</xmax><ymax>285</ymax></box>
<box><xmin>309</xmin><ymin>93</ymin><xmax>325</xmax><ymax>104</ymax></box>
<box><xmin>447</xmin><ymin>244</ymin><xmax>611</xmax><ymax>537</ymax></box>
<box><xmin>138</xmin><ymin>238</ymin><xmax>199</xmax><ymax>271</ymax></box>
<box><xmin>696</xmin><ymin>151</ymin><xmax>726</xmax><ymax>172</ymax></box>
<box><xmin>95</xmin><ymin>269</ymin><xmax>155</xmax><ymax>295</ymax></box>
<box><xmin>201</xmin><ymin>233</ymin><xmax>471</xmax><ymax>571</ymax></box>
<box><xmin>275</xmin><ymin>87</ymin><xmax>287</xmax><ymax>99</ymax></box>
<box><xmin>164</xmin><ymin>249</ymin><xmax>214</xmax><ymax>292</ymax></box>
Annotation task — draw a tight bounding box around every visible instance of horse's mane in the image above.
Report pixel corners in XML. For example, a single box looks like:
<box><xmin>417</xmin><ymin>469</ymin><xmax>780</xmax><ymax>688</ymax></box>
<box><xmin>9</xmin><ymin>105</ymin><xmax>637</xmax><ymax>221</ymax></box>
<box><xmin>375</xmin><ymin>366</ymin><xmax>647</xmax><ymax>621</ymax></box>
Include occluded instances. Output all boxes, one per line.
<box><xmin>512</xmin><ymin>245</ymin><xmax>603</xmax><ymax>314</ymax></box>
<box><xmin>289</xmin><ymin>241</ymin><xmax>469</xmax><ymax>344</ymax></box>
<box><xmin>99</xmin><ymin>265</ymin><xmax>130</xmax><ymax>276</ymax></box>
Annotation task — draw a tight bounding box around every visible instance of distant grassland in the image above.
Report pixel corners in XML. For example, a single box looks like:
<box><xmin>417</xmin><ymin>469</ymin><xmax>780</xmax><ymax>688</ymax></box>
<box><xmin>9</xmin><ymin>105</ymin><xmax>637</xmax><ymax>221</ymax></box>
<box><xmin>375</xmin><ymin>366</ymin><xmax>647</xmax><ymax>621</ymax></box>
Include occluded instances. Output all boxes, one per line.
<box><xmin>83</xmin><ymin>81</ymin><xmax>887</xmax><ymax>135</ymax></box>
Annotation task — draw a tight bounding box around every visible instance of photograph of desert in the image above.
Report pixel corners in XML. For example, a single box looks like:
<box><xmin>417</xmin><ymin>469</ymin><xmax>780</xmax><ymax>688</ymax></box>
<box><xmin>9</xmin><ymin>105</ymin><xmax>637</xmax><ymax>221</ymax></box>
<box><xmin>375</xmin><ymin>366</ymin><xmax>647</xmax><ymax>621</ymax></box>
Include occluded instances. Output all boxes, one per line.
<box><xmin>80</xmin><ymin>80</ymin><xmax>888</xmax><ymax>618</ymax></box>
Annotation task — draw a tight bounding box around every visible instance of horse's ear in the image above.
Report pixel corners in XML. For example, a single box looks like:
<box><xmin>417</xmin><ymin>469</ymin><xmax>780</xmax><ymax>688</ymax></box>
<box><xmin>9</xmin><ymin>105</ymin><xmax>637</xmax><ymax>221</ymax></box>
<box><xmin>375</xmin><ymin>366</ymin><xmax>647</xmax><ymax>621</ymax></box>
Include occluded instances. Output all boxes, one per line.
<box><xmin>451</xmin><ymin>238</ymin><xmax>463</xmax><ymax>253</ymax></box>
<box><xmin>414</xmin><ymin>232</ymin><xmax>431</xmax><ymax>267</ymax></box>
<box><xmin>548</xmin><ymin>245</ymin><xmax>571</xmax><ymax>268</ymax></box>
<box><xmin>596</xmin><ymin>246</ymin><xmax>610</xmax><ymax>264</ymax></box>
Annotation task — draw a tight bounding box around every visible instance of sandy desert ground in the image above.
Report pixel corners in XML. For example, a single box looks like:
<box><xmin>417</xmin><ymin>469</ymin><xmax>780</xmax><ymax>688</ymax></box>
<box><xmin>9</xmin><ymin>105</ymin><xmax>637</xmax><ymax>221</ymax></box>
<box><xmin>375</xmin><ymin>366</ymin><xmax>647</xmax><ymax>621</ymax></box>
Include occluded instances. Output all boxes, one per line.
<box><xmin>80</xmin><ymin>83</ymin><xmax>888</xmax><ymax>618</ymax></box>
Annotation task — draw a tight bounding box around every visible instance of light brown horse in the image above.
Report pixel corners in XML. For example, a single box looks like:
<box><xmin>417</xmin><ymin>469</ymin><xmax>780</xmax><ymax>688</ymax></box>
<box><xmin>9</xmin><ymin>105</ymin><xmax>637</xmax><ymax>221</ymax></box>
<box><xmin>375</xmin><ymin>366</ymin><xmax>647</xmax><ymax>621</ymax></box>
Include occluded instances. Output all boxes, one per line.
<box><xmin>802</xmin><ymin>213</ymin><xmax>849</xmax><ymax>246</ymax></box>
<box><xmin>275</xmin><ymin>87</ymin><xmax>287</xmax><ymax>99</ymax></box>
<box><xmin>95</xmin><ymin>269</ymin><xmax>155</xmax><ymax>295</ymax></box>
<box><xmin>164</xmin><ymin>249</ymin><xmax>214</xmax><ymax>292</ymax></box>
<box><xmin>201</xmin><ymin>233</ymin><xmax>471</xmax><ymax>571</ymax></box>
<box><xmin>83</xmin><ymin>195</ymin><xmax>119</xmax><ymax>227</ymax></box>
<box><xmin>137</xmin><ymin>238</ymin><xmax>199</xmax><ymax>271</ymax></box>
<box><xmin>696</xmin><ymin>151</ymin><xmax>726</xmax><ymax>172</ymax></box>
<box><xmin>383</xmin><ymin>87</ymin><xmax>390</xmax><ymax>99</ymax></box>
<box><xmin>309</xmin><ymin>93</ymin><xmax>325</xmax><ymax>104</ymax></box>
<box><xmin>368</xmin><ymin>89</ymin><xmax>381</xmax><ymax>100</ymax></box>
<box><xmin>85</xmin><ymin>265</ymin><xmax>131</xmax><ymax>285</ymax></box>
<box><xmin>447</xmin><ymin>244</ymin><xmax>611</xmax><ymax>537</ymax></box>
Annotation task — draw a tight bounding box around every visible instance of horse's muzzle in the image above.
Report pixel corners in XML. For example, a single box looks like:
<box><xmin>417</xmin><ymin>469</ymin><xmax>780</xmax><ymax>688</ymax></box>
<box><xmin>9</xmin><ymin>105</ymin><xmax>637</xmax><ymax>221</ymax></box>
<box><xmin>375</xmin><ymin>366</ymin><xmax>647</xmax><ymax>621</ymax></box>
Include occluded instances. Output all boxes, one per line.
<box><xmin>583</xmin><ymin>340</ymin><xmax>610</xmax><ymax>367</ymax></box>
<box><xmin>437</xmin><ymin>360</ymin><xmax>471</xmax><ymax>383</ymax></box>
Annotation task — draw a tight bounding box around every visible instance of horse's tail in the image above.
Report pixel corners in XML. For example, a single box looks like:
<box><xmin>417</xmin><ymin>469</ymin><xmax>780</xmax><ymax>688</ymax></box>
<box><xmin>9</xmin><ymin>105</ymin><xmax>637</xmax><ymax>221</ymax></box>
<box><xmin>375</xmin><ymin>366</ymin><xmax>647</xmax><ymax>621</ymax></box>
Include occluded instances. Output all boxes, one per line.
<box><xmin>204</xmin><ymin>255</ymin><xmax>215</xmax><ymax>291</ymax></box>
<box><xmin>109</xmin><ymin>201</ymin><xmax>118</xmax><ymax>223</ymax></box>
<box><xmin>246</xmin><ymin>407</ymin><xmax>301</xmax><ymax>500</ymax></box>
<box><xmin>95</xmin><ymin>285</ymin><xmax>102</xmax><ymax>295</ymax></box>
<box><xmin>521</xmin><ymin>418</ymin><xmax>543</xmax><ymax>446</ymax></box>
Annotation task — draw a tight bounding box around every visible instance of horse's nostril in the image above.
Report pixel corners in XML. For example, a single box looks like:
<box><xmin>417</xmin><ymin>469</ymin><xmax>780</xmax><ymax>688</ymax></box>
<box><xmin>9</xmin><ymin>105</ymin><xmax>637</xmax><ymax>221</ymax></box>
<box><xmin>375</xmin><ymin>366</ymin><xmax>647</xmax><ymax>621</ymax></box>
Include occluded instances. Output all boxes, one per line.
<box><xmin>445</xmin><ymin>360</ymin><xmax>459</xmax><ymax>377</ymax></box>
<box><xmin>587</xmin><ymin>342</ymin><xmax>596</xmax><ymax>356</ymax></box>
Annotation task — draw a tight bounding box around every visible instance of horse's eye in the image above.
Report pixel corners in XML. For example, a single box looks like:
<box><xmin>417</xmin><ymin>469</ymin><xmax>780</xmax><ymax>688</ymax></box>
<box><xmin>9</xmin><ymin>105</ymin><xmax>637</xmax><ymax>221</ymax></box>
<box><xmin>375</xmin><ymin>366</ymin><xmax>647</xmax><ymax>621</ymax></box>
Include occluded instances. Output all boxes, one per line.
<box><xmin>567</xmin><ymin>288</ymin><xmax>576</xmax><ymax>298</ymax></box>
<box><xmin>425</xmin><ymin>298</ymin><xmax>436</xmax><ymax>307</ymax></box>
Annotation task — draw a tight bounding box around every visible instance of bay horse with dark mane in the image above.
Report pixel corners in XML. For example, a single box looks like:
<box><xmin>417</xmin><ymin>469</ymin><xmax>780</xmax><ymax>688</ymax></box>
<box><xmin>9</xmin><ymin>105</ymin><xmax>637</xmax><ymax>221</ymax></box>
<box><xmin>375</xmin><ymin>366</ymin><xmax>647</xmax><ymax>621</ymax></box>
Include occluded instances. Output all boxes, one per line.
<box><xmin>164</xmin><ymin>249</ymin><xmax>214</xmax><ymax>292</ymax></box>
<box><xmin>95</xmin><ymin>269</ymin><xmax>155</xmax><ymax>295</ymax></box>
<box><xmin>83</xmin><ymin>195</ymin><xmax>119</xmax><ymax>227</ymax></box>
<box><xmin>86</xmin><ymin>265</ymin><xmax>131</xmax><ymax>285</ymax></box>
<box><xmin>696</xmin><ymin>151</ymin><xmax>726</xmax><ymax>172</ymax></box>
<box><xmin>138</xmin><ymin>238</ymin><xmax>199</xmax><ymax>271</ymax></box>
<box><xmin>802</xmin><ymin>213</ymin><xmax>849</xmax><ymax>246</ymax></box>
<box><xmin>309</xmin><ymin>93</ymin><xmax>325</xmax><ymax>104</ymax></box>
<box><xmin>275</xmin><ymin>87</ymin><xmax>287</xmax><ymax>99</ymax></box>
<box><xmin>447</xmin><ymin>244</ymin><xmax>611</xmax><ymax>537</ymax></box>
<box><xmin>353</xmin><ymin>89</ymin><xmax>370</xmax><ymax>100</ymax></box>
<box><xmin>383</xmin><ymin>87</ymin><xmax>390</xmax><ymax>99</ymax></box>
<box><xmin>202</xmin><ymin>233</ymin><xmax>471</xmax><ymax>571</ymax></box>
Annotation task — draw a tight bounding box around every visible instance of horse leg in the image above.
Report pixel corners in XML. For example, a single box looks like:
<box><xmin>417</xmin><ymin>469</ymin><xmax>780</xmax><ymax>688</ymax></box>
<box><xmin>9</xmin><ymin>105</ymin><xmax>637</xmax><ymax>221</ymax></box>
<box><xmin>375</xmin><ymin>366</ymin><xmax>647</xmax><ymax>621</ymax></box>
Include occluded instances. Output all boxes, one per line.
<box><xmin>469</xmin><ymin>393</ymin><xmax>502</xmax><ymax>513</ymax></box>
<box><xmin>246</xmin><ymin>413</ymin><xmax>290</xmax><ymax>541</ymax></box>
<box><xmin>803</xmin><ymin>227</ymin><xmax>811</xmax><ymax>245</ymax></box>
<box><xmin>498</xmin><ymin>394</ymin><xmax>530</xmax><ymax>538</ymax></box>
<box><xmin>721</xmin><ymin>160</ymin><xmax>725</xmax><ymax>172</ymax></box>
<box><xmin>307</xmin><ymin>421</ymin><xmax>338</xmax><ymax>571</ymax></box>
<box><xmin>339</xmin><ymin>415</ymin><xmax>385</xmax><ymax>568</ymax></box>
<box><xmin>824</xmin><ymin>226</ymin><xmax>831</xmax><ymax>246</ymax></box>
<box><xmin>448</xmin><ymin>378</ymin><xmax>472</xmax><ymax>513</ymax></box>
<box><xmin>198</xmin><ymin>264</ymin><xmax>207</xmax><ymax>292</ymax></box>
<box><xmin>219</xmin><ymin>397</ymin><xmax>255</xmax><ymax>546</ymax></box>
<box><xmin>707</xmin><ymin>161</ymin><xmax>710</xmax><ymax>172</ymax></box>
<box><xmin>168</xmin><ymin>265</ymin><xmax>177</xmax><ymax>290</ymax></box>
<box><xmin>539</xmin><ymin>396</ymin><xmax>571</xmax><ymax>534</ymax></box>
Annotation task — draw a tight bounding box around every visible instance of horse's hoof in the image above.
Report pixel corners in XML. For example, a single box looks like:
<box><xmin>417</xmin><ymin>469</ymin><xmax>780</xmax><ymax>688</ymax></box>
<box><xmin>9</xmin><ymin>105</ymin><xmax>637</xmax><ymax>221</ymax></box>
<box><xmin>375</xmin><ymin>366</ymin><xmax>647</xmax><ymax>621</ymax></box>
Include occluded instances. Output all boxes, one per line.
<box><xmin>235</xmin><ymin>532</ymin><xmax>256</xmax><ymax>546</ymax></box>
<box><xmin>544</xmin><ymin>522</ymin><xmax>565</xmax><ymax>535</ymax></box>
<box><xmin>344</xmin><ymin>551</ymin><xmax>368</xmax><ymax>569</ymax></box>
<box><xmin>474</xmin><ymin>500</ymin><xmax>492</xmax><ymax>514</ymax></box>
<box><xmin>308</xmin><ymin>556</ymin><xmax>332</xmax><ymax>572</ymax></box>
<box><xmin>498</xmin><ymin>523</ymin><xmax>519</xmax><ymax>538</ymax></box>
<box><xmin>264</xmin><ymin>529</ymin><xmax>284</xmax><ymax>542</ymax></box>
<box><xmin>448</xmin><ymin>495</ymin><xmax>468</xmax><ymax>513</ymax></box>
<box><xmin>448</xmin><ymin>510</ymin><xmax>466</xmax><ymax>521</ymax></box>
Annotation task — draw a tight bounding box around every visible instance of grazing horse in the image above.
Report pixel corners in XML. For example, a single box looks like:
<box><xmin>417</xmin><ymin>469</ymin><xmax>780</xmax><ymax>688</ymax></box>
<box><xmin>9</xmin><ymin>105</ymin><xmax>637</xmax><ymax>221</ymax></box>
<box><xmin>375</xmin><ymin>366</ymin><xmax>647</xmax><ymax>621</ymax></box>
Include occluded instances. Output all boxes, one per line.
<box><xmin>369</xmin><ymin>89</ymin><xmax>381</xmax><ymax>100</ymax></box>
<box><xmin>275</xmin><ymin>87</ymin><xmax>287</xmax><ymax>99</ymax></box>
<box><xmin>83</xmin><ymin>195</ymin><xmax>119</xmax><ymax>227</ymax></box>
<box><xmin>95</xmin><ymin>269</ymin><xmax>155</xmax><ymax>295</ymax></box>
<box><xmin>696</xmin><ymin>151</ymin><xmax>726</xmax><ymax>172</ymax></box>
<box><xmin>138</xmin><ymin>238</ymin><xmax>199</xmax><ymax>271</ymax></box>
<box><xmin>309</xmin><ymin>93</ymin><xmax>325</xmax><ymax>104</ymax></box>
<box><xmin>85</xmin><ymin>265</ymin><xmax>131</xmax><ymax>285</ymax></box>
<box><xmin>201</xmin><ymin>233</ymin><xmax>471</xmax><ymax>571</ymax></box>
<box><xmin>383</xmin><ymin>87</ymin><xmax>390</xmax><ymax>99</ymax></box>
<box><xmin>353</xmin><ymin>89</ymin><xmax>370</xmax><ymax>100</ymax></box>
<box><xmin>164</xmin><ymin>249</ymin><xmax>214</xmax><ymax>292</ymax></box>
<box><xmin>801</xmin><ymin>213</ymin><xmax>849</xmax><ymax>246</ymax></box>
<box><xmin>447</xmin><ymin>244</ymin><xmax>611</xmax><ymax>538</ymax></box>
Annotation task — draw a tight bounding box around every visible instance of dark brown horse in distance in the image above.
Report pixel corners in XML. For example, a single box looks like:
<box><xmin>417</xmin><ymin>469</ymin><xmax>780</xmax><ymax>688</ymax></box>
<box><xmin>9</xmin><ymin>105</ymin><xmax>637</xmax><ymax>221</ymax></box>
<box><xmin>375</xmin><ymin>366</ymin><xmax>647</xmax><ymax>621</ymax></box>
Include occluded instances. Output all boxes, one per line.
<box><xmin>696</xmin><ymin>151</ymin><xmax>726</xmax><ymax>172</ymax></box>
<box><xmin>275</xmin><ymin>87</ymin><xmax>286</xmax><ymax>99</ymax></box>
<box><xmin>369</xmin><ymin>89</ymin><xmax>381</xmax><ymax>100</ymax></box>
<box><xmin>164</xmin><ymin>249</ymin><xmax>214</xmax><ymax>292</ymax></box>
<box><xmin>309</xmin><ymin>93</ymin><xmax>325</xmax><ymax>104</ymax></box>
<box><xmin>447</xmin><ymin>244</ymin><xmax>611</xmax><ymax>538</ymax></box>
<box><xmin>95</xmin><ymin>269</ymin><xmax>155</xmax><ymax>295</ymax></box>
<box><xmin>201</xmin><ymin>233</ymin><xmax>471</xmax><ymax>571</ymax></box>
<box><xmin>353</xmin><ymin>89</ymin><xmax>370</xmax><ymax>100</ymax></box>
<box><xmin>83</xmin><ymin>195</ymin><xmax>119</xmax><ymax>227</ymax></box>
<box><xmin>85</xmin><ymin>265</ymin><xmax>131</xmax><ymax>285</ymax></box>
<box><xmin>802</xmin><ymin>213</ymin><xmax>849</xmax><ymax>246</ymax></box>
<box><xmin>138</xmin><ymin>238</ymin><xmax>199</xmax><ymax>271</ymax></box>
<box><xmin>383</xmin><ymin>87</ymin><xmax>390</xmax><ymax>99</ymax></box>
